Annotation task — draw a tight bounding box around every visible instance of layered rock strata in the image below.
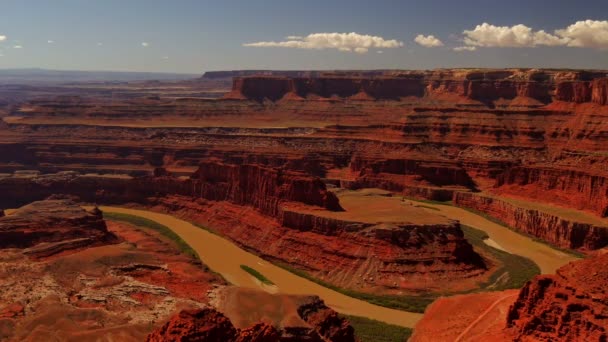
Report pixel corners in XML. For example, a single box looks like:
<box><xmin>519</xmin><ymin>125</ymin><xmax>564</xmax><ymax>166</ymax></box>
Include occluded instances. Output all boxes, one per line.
<box><xmin>0</xmin><ymin>199</ymin><xmax>117</xmax><ymax>252</ymax></box>
<box><xmin>507</xmin><ymin>252</ymin><xmax>608</xmax><ymax>341</ymax></box>
<box><xmin>453</xmin><ymin>192</ymin><xmax>608</xmax><ymax>251</ymax></box>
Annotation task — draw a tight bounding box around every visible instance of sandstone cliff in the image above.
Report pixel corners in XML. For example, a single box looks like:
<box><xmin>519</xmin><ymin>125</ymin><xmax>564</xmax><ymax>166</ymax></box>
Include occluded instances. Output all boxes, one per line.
<box><xmin>507</xmin><ymin>253</ymin><xmax>608</xmax><ymax>341</ymax></box>
<box><xmin>225</xmin><ymin>69</ymin><xmax>608</xmax><ymax>106</ymax></box>
<box><xmin>453</xmin><ymin>192</ymin><xmax>608</xmax><ymax>251</ymax></box>
<box><xmin>0</xmin><ymin>199</ymin><xmax>117</xmax><ymax>253</ymax></box>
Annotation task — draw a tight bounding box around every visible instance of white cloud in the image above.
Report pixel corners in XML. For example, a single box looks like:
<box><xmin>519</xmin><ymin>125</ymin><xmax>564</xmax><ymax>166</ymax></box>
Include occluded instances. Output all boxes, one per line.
<box><xmin>0</xmin><ymin>35</ymin><xmax>6</xmax><ymax>42</ymax></box>
<box><xmin>162</xmin><ymin>56</ymin><xmax>169</xmax><ymax>60</ymax></box>
<box><xmin>47</xmin><ymin>40</ymin><xmax>54</xmax><ymax>44</ymax></box>
<box><xmin>97</xmin><ymin>42</ymin><xmax>103</xmax><ymax>46</ymax></box>
<box><xmin>453</xmin><ymin>46</ymin><xmax>477</xmax><ymax>52</ymax></box>
<box><xmin>414</xmin><ymin>34</ymin><xmax>444</xmax><ymax>47</ymax></box>
<box><xmin>376</xmin><ymin>50</ymin><xmax>384</xmax><ymax>54</ymax></box>
<box><xmin>243</xmin><ymin>32</ymin><xmax>403</xmax><ymax>53</ymax></box>
<box><xmin>462</xmin><ymin>23</ymin><xmax>566</xmax><ymax>48</ymax></box>
<box><xmin>556</xmin><ymin>20</ymin><xmax>608</xmax><ymax>48</ymax></box>
<box><xmin>13</xmin><ymin>45</ymin><xmax>22</xmax><ymax>49</ymax></box>
<box><xmin>141</xmin><ymin>42</ymin><xmax>149</xmax><ymax>47</ymax></box>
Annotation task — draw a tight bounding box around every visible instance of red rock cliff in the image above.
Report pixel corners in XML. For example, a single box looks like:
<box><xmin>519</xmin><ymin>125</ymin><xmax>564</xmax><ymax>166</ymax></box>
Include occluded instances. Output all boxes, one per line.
<box><xmin>507</xmin><ymin>253</ymin><xmax>608</xmax><ymax>341</ymax></box>
<box><xmin>190</xmin><ymin>160</ymin><xmax>343</xmax><ymax>216</ymax></box>
<box><xmin>453</xmin><ymin>192</ymin><xmax>608</xmax><ymax>251</ymax></box>
<box><xmin>495</xmin><ymin>166</ymin><xmax>608</xmax><ymax>217</ymax></box>
<box><xmin>225</xmin><ymin>69</ymin><xmax>608</xmax><ymax>105</ymax></box>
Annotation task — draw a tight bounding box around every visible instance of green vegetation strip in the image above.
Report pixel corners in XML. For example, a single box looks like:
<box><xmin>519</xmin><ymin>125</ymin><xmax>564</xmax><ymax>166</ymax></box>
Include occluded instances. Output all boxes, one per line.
<box><xmin>461</xmin><ymin>225</ymin><xmax>540</xmax><ymax>291</ymax></box>
<box><xmin>275</xmin><ymin>262</ymin><xmax>435</xmax><ymax>313</ymax></box>
<box><xmin>240</xmin><ymin>265</ymin><xmax>275</xmax><ymax>285</ymax></box>
<box><xmin>103</xmin><ymin>212</ymin><xmax>199</xmax><ymax>260</ymax></box>
<box><xmin>344</xmin><ymin>315</ymin><xmax>413</xmax><ymax>342</ymax></box>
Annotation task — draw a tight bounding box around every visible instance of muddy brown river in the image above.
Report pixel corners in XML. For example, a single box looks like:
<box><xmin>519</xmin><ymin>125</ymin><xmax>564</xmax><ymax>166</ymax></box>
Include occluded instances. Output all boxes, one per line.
<box><xmin>99</xmin><ymin>201</ymin><xmax>578</xmax><ymax>328</ymax></box>
<box><xmin>99</xmin><ymin>206</ymin><xmax>424</xmax><ymax>327</ymax></box>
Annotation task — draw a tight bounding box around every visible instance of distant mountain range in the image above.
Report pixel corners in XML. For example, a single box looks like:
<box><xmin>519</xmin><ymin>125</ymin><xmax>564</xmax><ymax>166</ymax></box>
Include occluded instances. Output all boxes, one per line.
<box><xmin>0</xmin><ymin>68</ymin><xmax>199</xmax><ymax>84</ymax></box>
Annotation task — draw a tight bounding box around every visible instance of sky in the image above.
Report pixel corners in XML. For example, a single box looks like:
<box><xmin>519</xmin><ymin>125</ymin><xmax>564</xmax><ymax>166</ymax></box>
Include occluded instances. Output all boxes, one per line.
<box><xmin>1</xmin><ymin>0</ymin><xmax>607</xmax><ymax>73</ymax></box>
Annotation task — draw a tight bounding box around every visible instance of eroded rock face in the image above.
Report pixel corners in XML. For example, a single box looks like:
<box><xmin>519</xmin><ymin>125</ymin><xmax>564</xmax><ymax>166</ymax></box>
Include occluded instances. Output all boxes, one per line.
<box><xmin>495</xmin><ymin>166</ymin><xmax>608</xmax><ymax>217</ymax></box>
<box><xmin>147</xmin><ymin>294</ymin><xmax>357</xmax><ymax>342</ymax></box>
<box><xmin>453</xmin><ymin>192</ymin><xmax>608</xmax><ymax>251</ymax></box>
<box><xmin>146</xmin><ymin>308</ymin><xmax>240</xmax><ymax>342</ymax></box>
<box><xmin>225</xmin><ymin>70</ymin><xmax>608</xmax><ymax>105</ymax></box>
<box><xmin>190</xmin><ymin>159</ymin><xmax>343</xmax><ymax>216</ymax></box>
<box><xmin>507</xmin><ymin>253</ymin><xmax>608</xmax><ymax>341</ymax></box>
<box><xmin>0</xmin><ymin>199</ymin><xmax>117</xmax><ymax>253</ymax></box>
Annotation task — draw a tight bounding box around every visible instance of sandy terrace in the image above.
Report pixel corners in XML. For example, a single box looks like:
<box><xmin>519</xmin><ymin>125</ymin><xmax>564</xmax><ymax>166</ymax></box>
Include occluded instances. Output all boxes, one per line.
<box><xmin>288</xmin><ymin>188</ymin><xmax>453</xmax><ymax>226</ymax></box>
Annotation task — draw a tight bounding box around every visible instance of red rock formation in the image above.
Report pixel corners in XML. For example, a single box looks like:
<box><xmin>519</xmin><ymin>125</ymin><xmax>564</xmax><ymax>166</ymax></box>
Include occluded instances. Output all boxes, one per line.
<box><xmin>296</xmin><ymin>297</ymin><xmax>357</xmax><ymax>341</ymax></box>
<box><xmin>453</xmin><ymin>192</ymin><xmax>608</xmax><ymax>251</ymax></box>
<box><xmin>223</xmin><ymin>69</ymin><xmax>608</xmax><ymax>106</ymax></box>
<box><xmin>0</xmin><ymin>199</ymin><xmax>117</xmax><ymax>252</ymax></box>
<box><xmin>147</xmin><ymin>296</ymin><xmax>357</xmax><ymax>342</ymax></box>
<box><xmin>190</xmin><ymin>159</ymin><xmax>343</xmax><ymax>215</ymax></box>
<box><xmin>146</xmin><ymin>308</ymin><xmax>240</xmax><ymax>342</ymax></box>
<box><xmin>592</xmin><ymin>78</ymin><xmax>608</xmax><ymax>105</ymax></box>
<box><xmin>495</xmin><ymin>166</ymin><xmax>608</xmax><ymax>217</ymax></box>
<box><xmin>153</xmin><ymin>195</ymin><xmax>487</xmax><ymax>294</ymax></box>
<box><xmin>555</xmin><ymin>81</ymin><xmax>592</xmax><ymax>103</ymax></box>
<box><xmin>507</xmin><ymin>253</ymin><xmax>608</xmax><ymax>341</ymax></box>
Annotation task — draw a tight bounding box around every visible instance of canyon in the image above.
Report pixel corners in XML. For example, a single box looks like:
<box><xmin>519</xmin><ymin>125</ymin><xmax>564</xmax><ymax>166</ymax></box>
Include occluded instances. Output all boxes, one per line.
<box><xmin>1</xmin><ymin>68</ymin><xmax>607</xmax><ymax>340</ymax></box>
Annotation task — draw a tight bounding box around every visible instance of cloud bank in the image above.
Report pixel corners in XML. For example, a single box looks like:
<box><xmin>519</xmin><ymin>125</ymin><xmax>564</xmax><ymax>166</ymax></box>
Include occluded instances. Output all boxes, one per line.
<box><xmin>414</xmin><ymin>34</ymin><xmax>443</xmax><ymax>47</ymax></box>
<box><xmin>244</xmin><ymin>32</ymin><xmax>403</xmax><ymax>53</ymax></box>
<box><xmin>557</xmin><ymin>20</ymin><xmax>608</xmax><ymax>48</ymax></box>
<box><xmin>462</xmin><ymin>20</ymin><xmax>608</xmax><ymax>49</ymax></box>
<box><xmin>0</xmin><ymin>35</ymin><xmax>6</xmax><ymax>42</ymax></box>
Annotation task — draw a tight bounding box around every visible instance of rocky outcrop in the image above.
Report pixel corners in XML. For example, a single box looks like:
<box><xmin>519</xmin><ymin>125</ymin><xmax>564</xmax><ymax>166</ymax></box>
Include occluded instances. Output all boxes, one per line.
<box><xmin>592</xmin><ymin>78</ymin><xmax>608</xmax><ymax>105</ymax></box>
<box><xmin>348</xmin><ymin>157</ymin><xmax>475</xmax><ymax>189</ymax></box>
<box><xmin>146</xmin><ymin>308</ymin><xmax>240</xmax><ymax>342</ymax></box>
<box><xmin>495</xmin><ymin>166</ymin><xmax>608</xmax><ymax>217</ymax></box>
<box><xmin>507</xmin><ymin>253</ymin><xmax>608</xmax><ymax>341</ymax></box>
<box><xmin>0</xmin><ymin>199</ymin><xmax>117</xmax><ymax>251</ymax></box>
<box><xmin>147</xmin><ymin>296</ymin><xmax>357</xmax><ymax>342</ymax></box>
<box><xmin>190</xmin><ymin>159</ymin><xmax>343</xmax><ymax>216</ymax></box>
<box><xmin>453</xmin><ymin>192</ymin><xmax>608</xmax><ymax>251</ymax></box>
<box><xmin>297</xmin><ymin>297</ymin><xmax>357</xmax><ymax>341</ymax></box>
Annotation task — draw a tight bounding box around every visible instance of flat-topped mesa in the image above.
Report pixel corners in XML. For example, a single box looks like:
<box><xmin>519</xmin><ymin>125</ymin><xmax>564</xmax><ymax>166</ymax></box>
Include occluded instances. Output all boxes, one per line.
<box><xmin>0</xmin><ymin>199</ymin><xmax>117</xmax><ymax>253</ymax></box>
<box><xmin>507</xmin><ymin>252</ymin><xmax>608</xmax><ymax>341</ymax></box>
<box><xmin>190</xmin><ymin>159</ymin><xmax>343</xmax><ymax>216</ymax></box>
<box><xmin>224</xmin><ymin>69</ymin><xmax>608</xmax><ymax>105</ymax></box>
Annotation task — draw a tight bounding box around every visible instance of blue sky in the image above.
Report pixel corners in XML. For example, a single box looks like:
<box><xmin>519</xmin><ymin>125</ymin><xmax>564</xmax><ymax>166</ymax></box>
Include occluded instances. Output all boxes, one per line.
<box><xmin>1</xmin><ymin>0</ymin><xmax>607</xmax><ymax>73</ymax></box>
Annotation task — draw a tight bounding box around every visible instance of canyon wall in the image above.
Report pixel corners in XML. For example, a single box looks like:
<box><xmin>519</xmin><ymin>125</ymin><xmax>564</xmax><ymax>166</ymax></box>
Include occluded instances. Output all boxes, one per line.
<box><xmin>225</xmin><ymin>70</ymin><xmax>608</xmax><ymax>105</ymax></box>
<box><xmin>507</xmin><ymin>253</ymin><xmax>608</xmax><ymax>341</ymax></box>
<box><xmin>190</xmin><ymin>159</ymin><xmax>343</xmax><ymax>216</ymax></box>
<box><xmin>453</xmin><ymin>192</ymin><xmax>608</xmax><ymax>251</ymax></box>
<box><xmin>495</xmin><ymin>166</ymin><xmax>608</xmax><ymax>217</ymax></box>
<box><xmin>0</xmin><ymin>169</ymin><xmax>489</xmax><ymax>294</ymax></box>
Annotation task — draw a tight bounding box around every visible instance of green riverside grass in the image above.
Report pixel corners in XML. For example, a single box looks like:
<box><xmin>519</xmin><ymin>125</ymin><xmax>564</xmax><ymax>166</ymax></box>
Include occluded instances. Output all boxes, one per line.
<box><xmin>240</xmin><ymin>265</ymin><xmax>275</xmax><ymax>285</ymax></box>
<box><xmin>103</xmin><ymin>212</ymin><xmax>199</xmax><ymax>260</ymax></box>
<box><xmin>343</xmin><ymin>315</ymin><xmax>413</xmax><ymax>342</ymax></box>
<box><xmin>461</xmin><ymin>225</ymin><xmax>541</xmax><ymax>291</ymax></box>
<box><xmin>274</xmin><ymin>262</ymin><xmax>436</xmax><ymax>313</ymax></box>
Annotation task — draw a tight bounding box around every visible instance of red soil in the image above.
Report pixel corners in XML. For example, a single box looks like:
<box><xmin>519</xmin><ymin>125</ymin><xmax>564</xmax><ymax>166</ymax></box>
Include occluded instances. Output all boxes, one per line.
<box><xmin>412</xmin><ymin>252</ymin><xmax>608</xmax><ymax>341</ymax></box>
